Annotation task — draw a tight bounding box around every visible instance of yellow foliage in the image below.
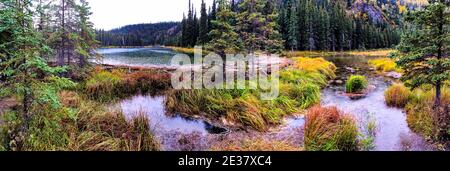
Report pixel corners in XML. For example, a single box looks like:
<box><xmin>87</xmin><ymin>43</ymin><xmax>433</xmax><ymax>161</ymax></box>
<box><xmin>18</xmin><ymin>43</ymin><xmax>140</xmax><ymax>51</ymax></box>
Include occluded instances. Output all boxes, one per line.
<box><xmin>347</xmin><ymin>50</ymin><xmax>395</xmax><ymax>57</ymax></box>
<box><xmin>368</xmin><ymin>58</ymin><xmax>402</xmax><ymax>73</ymax></box>
<box><xmin>292</xmin><ymin>57</ymin><xmax>337</xmax><ymax>79</ymax></box>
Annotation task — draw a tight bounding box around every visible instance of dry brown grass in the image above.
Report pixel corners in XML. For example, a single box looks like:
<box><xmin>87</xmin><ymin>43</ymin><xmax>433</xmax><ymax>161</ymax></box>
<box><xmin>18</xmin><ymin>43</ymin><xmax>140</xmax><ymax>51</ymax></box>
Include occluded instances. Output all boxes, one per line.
<box><xmin>406</xmin><ymin>88</ymin><xmax>450</xmax><ymax>142</ymax></box>
<box><xmin>58</xmin><ymin>91</ymin><xmax>81</xmax><ymax>108</ymax></box>
<box><xmin>211</xmin><ymin>138</ymin><xmax>302</xmax><ymax>151</ymax></box>
<box><xmin>385</xmin><ymin>84</ymin><xmax>411</xmax><ymax>108</ymax></box>
<box><xmin>304</xmin><ymin>106</ymin><xmax>359</xmax><ymax>151</ymax></box>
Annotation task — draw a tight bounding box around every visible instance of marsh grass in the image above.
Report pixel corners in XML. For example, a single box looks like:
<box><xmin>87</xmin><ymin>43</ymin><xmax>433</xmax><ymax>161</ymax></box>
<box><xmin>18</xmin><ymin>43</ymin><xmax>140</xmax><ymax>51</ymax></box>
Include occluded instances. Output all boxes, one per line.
<box><xmin>85</xmin><ymin>69</ymin><xmax>171</xmax><ymax>102</ymax></box>
<box><xmin>385</xmin><ymin>84</ymin><xmax>411</xmax><ymax>108</ymax></box>
<box><xmin>1</xmin><ymin>93</ymin><xmax>160</xmax><ymax>151</ymax></box>
<box><xmin>368</xmin><ymin>58</ymin><xmax>402</xmax><ymax>73</ymax></box>
<box><xmin>304</xmin><ymin>106</ymin><xmax>359</xmax><ymax>151</ymax></box>
<box><xmin>211</xmin><ymin>138</ymin><xmax>302</xmax><ymax>151</ymax></box>
<box><xmin>406</xmin><ymin>87</ymin><xmax>450</xmax><ymax>142</ymax></box>
<box><xmin>166</xmin><ymin>57</ymin><xmax>335</xmax><ymax>131</ymax></box>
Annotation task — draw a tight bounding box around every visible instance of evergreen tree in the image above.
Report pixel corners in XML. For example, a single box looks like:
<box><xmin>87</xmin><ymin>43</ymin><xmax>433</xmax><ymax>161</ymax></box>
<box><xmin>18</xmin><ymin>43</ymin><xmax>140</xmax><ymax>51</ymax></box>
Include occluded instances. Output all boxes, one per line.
<box><xmin>287</xmin><ymin>3</ymin><xmax>298</xmax><ymax>51</ymax></box>
<box><xmin>54</xmin><ymin>0</ymin><xmax>78</xmax><ymax>66</ymax></box>
<box><xmin>236</xmin><ymin>0</ymin><xmax>267</xmax><ymax>53</ymax></box>
<box><xmin>207</xmin><ymin>0</ymin><xmax>241</xmax><ymax>56</ymax></box>
<box><xmin>198</xmin><ymin>0</ymin><xmax>209</xmax><ymax>45</ymax></box>
<box><xmin>0</xmin><ymin>0</ymin><xmax>74</xmax><ymax>137</ymax></box>
<box><xmin>262</xmin><ymin>0</ymin><xmax>284</xmax><ymax>54</ymax></box>
<box><xmin>208</xmin><ymin>0</ymin><xmax>217</xmax><ymax>39</ymax></box>
<box><xmin>393</xmin><ymin>1</ymin><xmax>449</xmax><ymax>107</ymax></box>
<box><xmin>75</xmin><ymin>0</ymin><xmax>98</xmax><ymax>68</ymax></box>
<box><xmin>181</xmin><ymin>14</ymin><xmax>188</xmax><ymax>46</ymax></box>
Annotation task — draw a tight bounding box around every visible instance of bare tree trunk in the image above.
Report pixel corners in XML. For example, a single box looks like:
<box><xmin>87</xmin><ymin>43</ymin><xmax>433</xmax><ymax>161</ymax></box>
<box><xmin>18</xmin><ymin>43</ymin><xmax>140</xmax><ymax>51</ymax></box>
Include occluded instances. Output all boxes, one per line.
<box><xmin>435</xmin><ymin>6</ymin><xmax>444</xmax><ymax>108</ymax></box>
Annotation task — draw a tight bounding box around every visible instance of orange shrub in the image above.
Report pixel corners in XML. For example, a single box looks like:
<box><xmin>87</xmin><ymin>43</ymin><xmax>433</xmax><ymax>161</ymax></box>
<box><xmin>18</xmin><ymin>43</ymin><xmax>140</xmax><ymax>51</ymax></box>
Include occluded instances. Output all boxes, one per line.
<box><xmin>304</xmin><ymin>106</ymin><xmax>359</xmax><ymax>151</ymax></box>
<box><xmin>385</xmin><ymin>84</ymin><xmax>411</xmax><ymax>108</ymax></box>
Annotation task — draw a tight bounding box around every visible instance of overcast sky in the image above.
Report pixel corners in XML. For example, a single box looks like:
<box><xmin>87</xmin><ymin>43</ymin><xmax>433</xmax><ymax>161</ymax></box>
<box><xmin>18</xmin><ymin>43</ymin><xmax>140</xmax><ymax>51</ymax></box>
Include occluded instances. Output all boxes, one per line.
<box><xmin>88</xmin><ymin>0</ymin><xmax>214</xmax><ymax>30</ymax></box>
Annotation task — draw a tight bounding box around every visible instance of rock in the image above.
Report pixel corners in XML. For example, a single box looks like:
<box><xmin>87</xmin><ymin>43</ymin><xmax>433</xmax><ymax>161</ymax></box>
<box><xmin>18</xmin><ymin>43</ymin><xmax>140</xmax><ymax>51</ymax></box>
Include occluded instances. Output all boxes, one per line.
<box><xmin>344</xmin><ymin>85</ymin><xmax>376</xmax><ymax>100</ymax></box>
<box><xmin>345</xmin><ymin>67</ymin><xmax>356</xmax><ymax>73</ymax></box>
<box><xmin>386</xmin><ymin>72</ymin><xmax>402</xmax><ymax>79</ymax></box>
<box><xmin>335</xmin><ymin>80</ymin><xmax>344</xmax><ymax>84</ymax></box>
<box><xmin>369</xmin><ymin>68</ymin><xmax>375</xmax><ymax>71</ymax></box>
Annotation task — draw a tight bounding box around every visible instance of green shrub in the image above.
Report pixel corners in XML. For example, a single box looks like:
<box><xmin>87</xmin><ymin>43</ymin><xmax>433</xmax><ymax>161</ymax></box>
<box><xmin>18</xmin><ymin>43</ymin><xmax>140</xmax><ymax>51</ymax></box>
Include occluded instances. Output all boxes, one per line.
<box><xmin>346</xmin><ymin>75</ymin><xmax>368</xmax><ymax>93</ymax></box>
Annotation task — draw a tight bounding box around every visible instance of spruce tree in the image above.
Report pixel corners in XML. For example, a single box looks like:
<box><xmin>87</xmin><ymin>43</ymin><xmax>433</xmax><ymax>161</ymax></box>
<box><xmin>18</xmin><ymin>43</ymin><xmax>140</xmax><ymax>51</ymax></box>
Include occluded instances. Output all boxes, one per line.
<box><xmin>75</xmin><ymin>0</ymin><xmax>98</xmax><ymax>68</ymax></box>
<box><xmin>236</xmin><ymin>0</ymin><xmax>267</xmax><ymax>53</ymax></box>
<box><xmin>393</xmin><ymin>1</ymin><xmax>449</xmax><ymax>107</ymax></box>
<box><xmin>207</xmin><ymin>0</ymin><xmax>241</xmax><ymax>56</ymax></box>
<box><xmin>198</xmin><ymin>0</ymin><xmax>209</xmax><ymax>45</ymax></box>
<box><xmin>0</xmin><ymin>0</ymin><xmax>74</xmax><ymax>136</ymax></box>
<box><xmin>287</xmin><ymin>1</ymin><xmax>298</xmax><ymax>51</ymax></box>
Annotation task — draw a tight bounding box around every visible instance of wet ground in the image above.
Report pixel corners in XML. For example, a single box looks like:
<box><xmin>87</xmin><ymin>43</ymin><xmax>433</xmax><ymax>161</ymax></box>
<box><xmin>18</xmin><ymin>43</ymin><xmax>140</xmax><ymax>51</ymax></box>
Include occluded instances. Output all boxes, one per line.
<box><xmin>107</xmin><ymin>49</ymin><xmax>433</xmax><ymax>151</ymax></box>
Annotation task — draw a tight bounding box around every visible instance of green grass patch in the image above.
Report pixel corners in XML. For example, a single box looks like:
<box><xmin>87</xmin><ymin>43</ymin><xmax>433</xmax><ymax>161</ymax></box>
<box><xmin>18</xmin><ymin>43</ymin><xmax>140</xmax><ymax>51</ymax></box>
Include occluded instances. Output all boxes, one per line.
<box><xmin>346</xmin><ymin>75</ymin><xmax>368</xmax><ymax>93</ymax></box>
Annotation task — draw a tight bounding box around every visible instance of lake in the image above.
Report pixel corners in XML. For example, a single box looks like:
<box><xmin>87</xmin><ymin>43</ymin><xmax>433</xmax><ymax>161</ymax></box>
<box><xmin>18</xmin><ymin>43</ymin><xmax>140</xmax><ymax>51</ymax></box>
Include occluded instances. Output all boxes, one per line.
<box><xmin>95</xmin><ymin>47</ymin><xmax>181</xmax><ymax>67</ymax></box>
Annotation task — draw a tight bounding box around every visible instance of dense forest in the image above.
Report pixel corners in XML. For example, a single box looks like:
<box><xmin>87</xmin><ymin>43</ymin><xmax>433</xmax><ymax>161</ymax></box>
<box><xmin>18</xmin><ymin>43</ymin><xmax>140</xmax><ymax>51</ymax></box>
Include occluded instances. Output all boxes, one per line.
<box><xmin>179</xmin><ymin>0</ymin><xmax>415</xmax><ymax>52</ymax></box>
<box><xmin>96</xmin><ymin>0</ymin><xmax>423</xmax><ymax>51</ymax></box>
<box><xmin>96</xmin><ymin>22</ymin><xmax>181</xmax><ymax>47</ymax></box>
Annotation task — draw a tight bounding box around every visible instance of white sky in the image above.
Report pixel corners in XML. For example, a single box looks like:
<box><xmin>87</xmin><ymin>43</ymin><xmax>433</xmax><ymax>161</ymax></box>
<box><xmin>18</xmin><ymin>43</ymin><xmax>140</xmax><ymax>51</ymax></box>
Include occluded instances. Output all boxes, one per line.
<box><xmin>88</xmin><ymin>0</ymin><xmax>214</xmax><ymax>30</ymax></box>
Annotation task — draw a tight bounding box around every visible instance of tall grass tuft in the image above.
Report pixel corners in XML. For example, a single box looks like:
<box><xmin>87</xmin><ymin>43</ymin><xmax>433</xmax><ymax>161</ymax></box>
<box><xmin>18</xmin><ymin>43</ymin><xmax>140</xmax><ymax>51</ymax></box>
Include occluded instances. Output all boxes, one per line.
<box><xmin>346</xmin><ymin>75</ymin><xmax>368</xmax><ymax>93</ymax></box>
<box><xmin>304</xmin><ymin>106</ymin><xmax>359</xmax><ymax>151</ymax></box>
<box><xmin>1</xmin><ymin>98</ymin><xmax>160</xmax><ymax>151</ymax></box>
<box><xmin>385</xmin><ymin>84</ymin><xmax>411</xmax><ymax>108</ymax></box>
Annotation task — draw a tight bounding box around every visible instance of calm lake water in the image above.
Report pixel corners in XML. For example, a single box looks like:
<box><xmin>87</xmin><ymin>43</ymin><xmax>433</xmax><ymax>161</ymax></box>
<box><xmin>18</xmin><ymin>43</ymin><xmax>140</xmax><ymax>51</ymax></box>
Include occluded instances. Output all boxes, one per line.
<box><xmin>96</xmin><ymin>47</ymin><xmax>180</xmax><ymax>67</ymax></box>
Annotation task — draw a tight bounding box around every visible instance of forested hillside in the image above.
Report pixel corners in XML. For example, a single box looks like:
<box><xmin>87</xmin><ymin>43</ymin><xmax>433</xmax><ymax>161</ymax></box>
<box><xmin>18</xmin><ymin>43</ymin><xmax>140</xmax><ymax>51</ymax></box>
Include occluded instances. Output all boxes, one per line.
<box><xmin>95</xmin><ymin>0</ymin><xmax>430</xmax><ymax>51</ymax></box>
<box><xmin>96</xmin><ymin>22</ymin><xmax>181</xmax><ymax>47</ymax></box>
<box><xmin>178</xmin><ymin>0</ymin><xmax>406</xmax><ymax>52</ymax></box>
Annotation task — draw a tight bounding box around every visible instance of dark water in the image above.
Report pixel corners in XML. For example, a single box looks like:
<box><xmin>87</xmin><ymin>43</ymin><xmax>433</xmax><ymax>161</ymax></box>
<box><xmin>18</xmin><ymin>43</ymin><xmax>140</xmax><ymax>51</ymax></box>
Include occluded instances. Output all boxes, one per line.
<box><xmin>96</xmin><ymin>47</ymin><xmax>180</xmax><ymax>67</ymax></box>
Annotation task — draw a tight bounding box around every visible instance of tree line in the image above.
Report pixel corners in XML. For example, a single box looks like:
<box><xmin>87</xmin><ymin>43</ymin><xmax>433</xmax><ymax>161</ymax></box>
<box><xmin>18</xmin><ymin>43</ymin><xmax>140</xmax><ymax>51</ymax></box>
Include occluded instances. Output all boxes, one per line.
<box><xmin>181</xmin><ymin>0</ymin><xmax>401</xmax><ymax>53</ymax></box>
<box><xmin>96</xmin><ymin>22</ymin><xmax>181</xmax><ymax>47</ymax></box>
